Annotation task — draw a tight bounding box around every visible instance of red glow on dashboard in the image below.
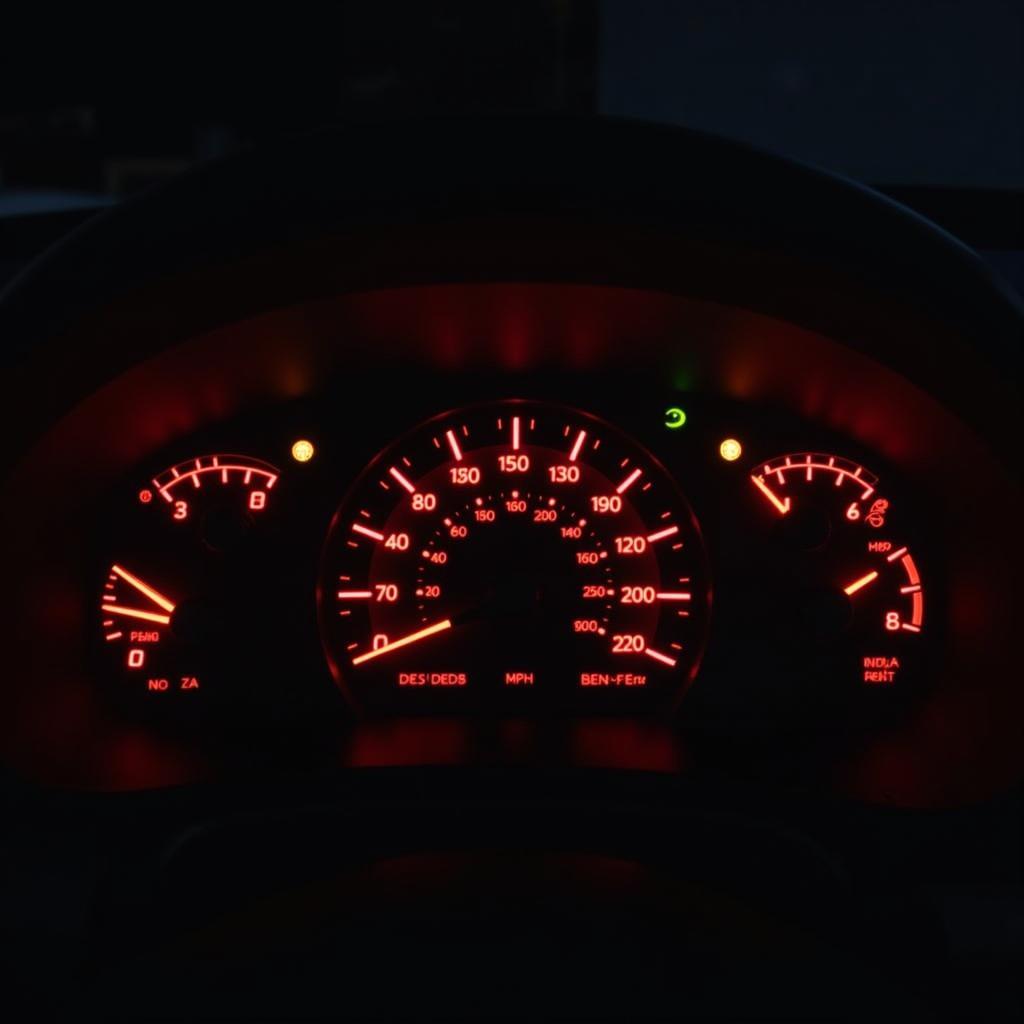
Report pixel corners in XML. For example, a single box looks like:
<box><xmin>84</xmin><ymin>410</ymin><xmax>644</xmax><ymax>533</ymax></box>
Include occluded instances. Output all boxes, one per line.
<box><xmin>347</xmin><ymin>719</ymin><xmax>471</xmax><ymax>767</ymax></box>
<box><xmin>571</xmin><ymin>720</ymin><xmax>683</xmax><ymax>772</ymax></box>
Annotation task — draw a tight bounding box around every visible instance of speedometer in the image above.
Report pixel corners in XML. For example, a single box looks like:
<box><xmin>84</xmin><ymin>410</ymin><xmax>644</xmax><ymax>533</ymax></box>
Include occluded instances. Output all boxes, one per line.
<box><xmin>318</xmin><ymin>401</ymin><xmax>711</xmax><ymax>711</ymax></box>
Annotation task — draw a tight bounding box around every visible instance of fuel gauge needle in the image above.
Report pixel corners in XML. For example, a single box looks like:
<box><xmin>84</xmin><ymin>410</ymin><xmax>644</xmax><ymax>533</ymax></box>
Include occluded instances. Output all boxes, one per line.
<box><xmin>351</xmin><ymin>619</ymin><xmax>453</xmax><ymax>666</ymax></box>
<box><xmin>843</xmin><ymin>570</ymin><xmax>879</xmax><ymax>596</ymax></box>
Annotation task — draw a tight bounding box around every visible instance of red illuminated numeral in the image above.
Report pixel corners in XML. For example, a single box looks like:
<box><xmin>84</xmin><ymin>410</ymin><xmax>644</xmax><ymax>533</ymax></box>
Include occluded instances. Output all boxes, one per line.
<box><xmin>374</xmin><ymin>584</ymin><xmax>399</xmax><ymax>602</ymax></box>
<box><xmin>385</xmin><ymin>532</ymin><xmax>410</xmax><ymax>550</ymax></box>
<box><xmin>449</xmin><ymin>466</ymin><xmax>481</xmax><ymax>485</ymax></box>
<box><xmin>845</xmin><ymin>502</ymin><xmax>861</xmax><ymax>521</ymax></box>
<box><xmin>427</xmin><ymin>551</ymin><xmax>448</xmax><ymax>564</ymax></box>
<box><xmin>506</xmin><ymin>499</ymin><xmax>527</xmax><ymax>513</ymax></box>
<box><xmin>499</xmin><ymin>454</ymin><xmax>530</xmax><ymax>473</ymax></box>
<box><xmin>127</xmin><ymin>648</ymin><xmax>145</xmax><ymax>669</ymax></box>
<box><xmin>372</xmin><ymin>634</ymin><xmax>390</xmax><ymax>650</ymax></box>
<box><xmin>561</xmin><ymin>525</ymin><xmax>582</xmax><ymax>539</ymax></box>
<box><xmin>248</xmin><ymin>490</ymin><xmax>267</xmax><ymax>511</ymax></box>
<box><xmin>549</xmin><ymin>465</ymin><xmax>580</xmax><ymax>483</ymax></box>
<box><xmin>615</xmin><ymin>536</ymin><xmax>647</xmax><ymax>555</ymax></box>
<box><xmin>573</xmin><ymin>619</ymin><xmax>601</xmax><ymax>633</ymax></box>
<box><xmin>449</xmin><ymin>525</ymin><xmax>468</xmax><ymax>538</ymax></box>
<box><xmin>533</xmin><ymin>509</ymin><xmax>557</xmax><ymax>523</ymax></box>
<box><xmin>590</xmin><ymin>495</ymin><xmax>622</xmax><ymax>514</ymax></box>
<box><xmin>583</xmin><ymin>585</ymin><xmax>609</xmax><ymax>598</ymax></box>
<box><xmin>173</xmin><ymin>500</ymin><xmax>188</xmax><ymax>521</ymax></box>
<box><xmin>412</xmin><ymin>493</ymin><xmax>437</xmax><ymax>511</ymax></box>
<box><xmin>885</xmin><ymin>611</ymin><xmax>901</xmax><ymax>631</ymax></box>
<box><xmin>576</xmin><ymin>551</ymin><xmax>600</xmax><ymax>565</ymax></box>
<box><xmin>475</xmin><ymin>509</ymin><xmax>496</xmax><ymax>522</ymax></box>
<box><xmin>422</xmin><ymin>585</ymin><xmax>441</xmax><ymax>598</ymax></box>
<box><xmin>621</xmin><ymin>586</ymin><xmax>656</xmax><ymax>604</ymax></box>
<box><xmin>612</xmin><ymin>634</ymin><xmax>645</xmax><ymax>653</ymax></box>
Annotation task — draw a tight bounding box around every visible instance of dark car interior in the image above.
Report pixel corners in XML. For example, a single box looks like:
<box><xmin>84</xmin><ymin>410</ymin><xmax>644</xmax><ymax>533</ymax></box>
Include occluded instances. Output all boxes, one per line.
<box><xmin>2</xmin><ymin>6</ymin><xmax>1021</xmax><ymax>1021</ymax></box>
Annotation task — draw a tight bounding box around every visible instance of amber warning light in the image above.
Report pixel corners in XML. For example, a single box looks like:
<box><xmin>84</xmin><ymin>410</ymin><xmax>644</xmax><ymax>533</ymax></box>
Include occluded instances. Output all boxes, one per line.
<box><xmin>719</xmin><ymin>438</ymin><xmax>743</xmax><ymax>462</ymax></box>
<box><xmin>291</xmin><ymin>439</ymin><xmax>315</xmax><ymax>463</ymax></box>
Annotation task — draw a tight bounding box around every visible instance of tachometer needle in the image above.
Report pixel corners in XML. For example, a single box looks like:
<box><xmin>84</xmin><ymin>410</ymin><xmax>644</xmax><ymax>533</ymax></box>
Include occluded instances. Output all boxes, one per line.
<box><xmin>843</xmin><ymin>570</ymin><xmax>879</xmax><ymax>596</ymax></box>
<box><xmin>352</xmin><ymin>619</ymin><xmax>453</xmax><ymax>666</ymax></box>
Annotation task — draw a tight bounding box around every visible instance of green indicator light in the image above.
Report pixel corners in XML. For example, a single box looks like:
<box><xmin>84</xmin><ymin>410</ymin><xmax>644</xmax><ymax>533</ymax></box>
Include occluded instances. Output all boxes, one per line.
<box><xmin>664</xmin><ymin>406</ymin><xmax>687</xmax><ymax>430</ymax></box>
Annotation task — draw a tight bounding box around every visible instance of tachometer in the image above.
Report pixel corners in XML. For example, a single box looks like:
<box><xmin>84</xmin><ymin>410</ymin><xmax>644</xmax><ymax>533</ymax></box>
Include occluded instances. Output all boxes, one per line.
<box><xmin>318</xmin><ymin>401</ymin><xmax>711</xmax><ymax>711</ymax></box>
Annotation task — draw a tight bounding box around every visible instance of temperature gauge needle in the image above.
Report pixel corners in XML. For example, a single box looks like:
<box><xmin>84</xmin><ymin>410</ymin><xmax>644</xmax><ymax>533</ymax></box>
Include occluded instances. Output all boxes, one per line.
<box><xmin>101</xmin><ymin>605</ymin><xmax>172</xmax><ymax>625</ymax></box>
<box><xmin>102</xmin><ymin>564</ymin><xmax>176</xmax><ymax>624</ymax></box>
<box><xmin>843</xmin><ymin>570</ymin><xmax>879</xmax><ymax>596</ymax></box>
<box><xmin>352</xmin><ymin>619</ymin><xmax>453</xmax><ymax>666</ymax></box>
<box><xmin>111</xmin><ymin>564</ymin><xmax>176</xmax><ymax>612</ymax></box>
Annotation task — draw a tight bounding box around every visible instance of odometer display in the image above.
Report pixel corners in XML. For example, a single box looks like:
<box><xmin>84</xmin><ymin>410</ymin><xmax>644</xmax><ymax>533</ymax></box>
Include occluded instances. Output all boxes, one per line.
<box><xmin>318</xmin><ymin>401</ymin><xmax>710</xmax><ymax>711</ymax></box>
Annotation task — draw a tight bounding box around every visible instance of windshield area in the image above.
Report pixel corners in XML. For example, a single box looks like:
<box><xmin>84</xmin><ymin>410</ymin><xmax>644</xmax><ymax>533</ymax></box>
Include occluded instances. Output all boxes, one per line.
<box><xmin>1</xmin><ymin>0</ymin><xmax>1020</xmax><ymax>220</ymax></box>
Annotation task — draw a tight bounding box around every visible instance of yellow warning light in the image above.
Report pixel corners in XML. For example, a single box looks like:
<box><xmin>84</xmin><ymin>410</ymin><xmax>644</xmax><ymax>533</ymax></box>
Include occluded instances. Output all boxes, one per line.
<box><xmin>291</xmin><ymin>439</ymin><xmax>315</xmax><ymax>463</ymax></box>
<box><xmin>719</xmin><ymin>438</ymin><xmax>743</xmax><ymax>462</ymax></box>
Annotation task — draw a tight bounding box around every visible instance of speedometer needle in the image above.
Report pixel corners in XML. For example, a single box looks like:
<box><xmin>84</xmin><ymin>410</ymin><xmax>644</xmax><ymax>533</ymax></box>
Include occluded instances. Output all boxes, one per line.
<box><xmin>351</xmin><ymin>619</ymin><xmax>453</xmax><ymax>666</ymax></box>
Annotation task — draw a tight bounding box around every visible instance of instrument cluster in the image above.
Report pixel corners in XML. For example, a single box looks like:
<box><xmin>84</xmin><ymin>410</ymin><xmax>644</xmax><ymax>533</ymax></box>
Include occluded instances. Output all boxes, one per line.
<box><xmin>90</xmin><ymin>386</ymin><xmax>934</xmax><ymax>732</ymax></box>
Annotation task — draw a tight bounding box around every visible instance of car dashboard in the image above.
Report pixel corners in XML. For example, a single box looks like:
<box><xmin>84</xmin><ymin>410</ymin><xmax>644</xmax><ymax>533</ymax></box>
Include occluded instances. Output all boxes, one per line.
<box><xmin>2</xmin><ymin>314</ymin><xmax>980</xmax><ymax>783</ymax></box>
<box><xmin>1</xmin><ymin>119</ymin><xmax>1020</xmax><ymax>1018</ymax></box>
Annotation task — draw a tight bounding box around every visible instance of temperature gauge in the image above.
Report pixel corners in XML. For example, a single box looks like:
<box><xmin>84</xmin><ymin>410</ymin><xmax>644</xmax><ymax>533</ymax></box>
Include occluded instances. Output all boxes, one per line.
<box><xmin>745</xmin><ymin>452</ymin><xmax>925</xmax><ymax>700</ymax></box>
<box><xmin>100</xmin><ymin>453</ymin><xmax>281</xmax><ymax>700</ymax></box>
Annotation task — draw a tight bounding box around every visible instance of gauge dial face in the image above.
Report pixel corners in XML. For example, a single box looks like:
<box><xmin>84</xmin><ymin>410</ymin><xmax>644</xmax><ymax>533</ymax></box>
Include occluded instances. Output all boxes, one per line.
<box><xmin>747</xmin><ymin>452</ymin><xmax>924</xmax><ymax>697</ymax></box>
<box><xmin>100</xmin><ymin>454</ymin><xmax>280</xmax><ymax>700</ymax></box>
<box><xmin>318</xmin><ymin>402</ymin><xmax>711</xmax><ymax>711</ymax></box>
